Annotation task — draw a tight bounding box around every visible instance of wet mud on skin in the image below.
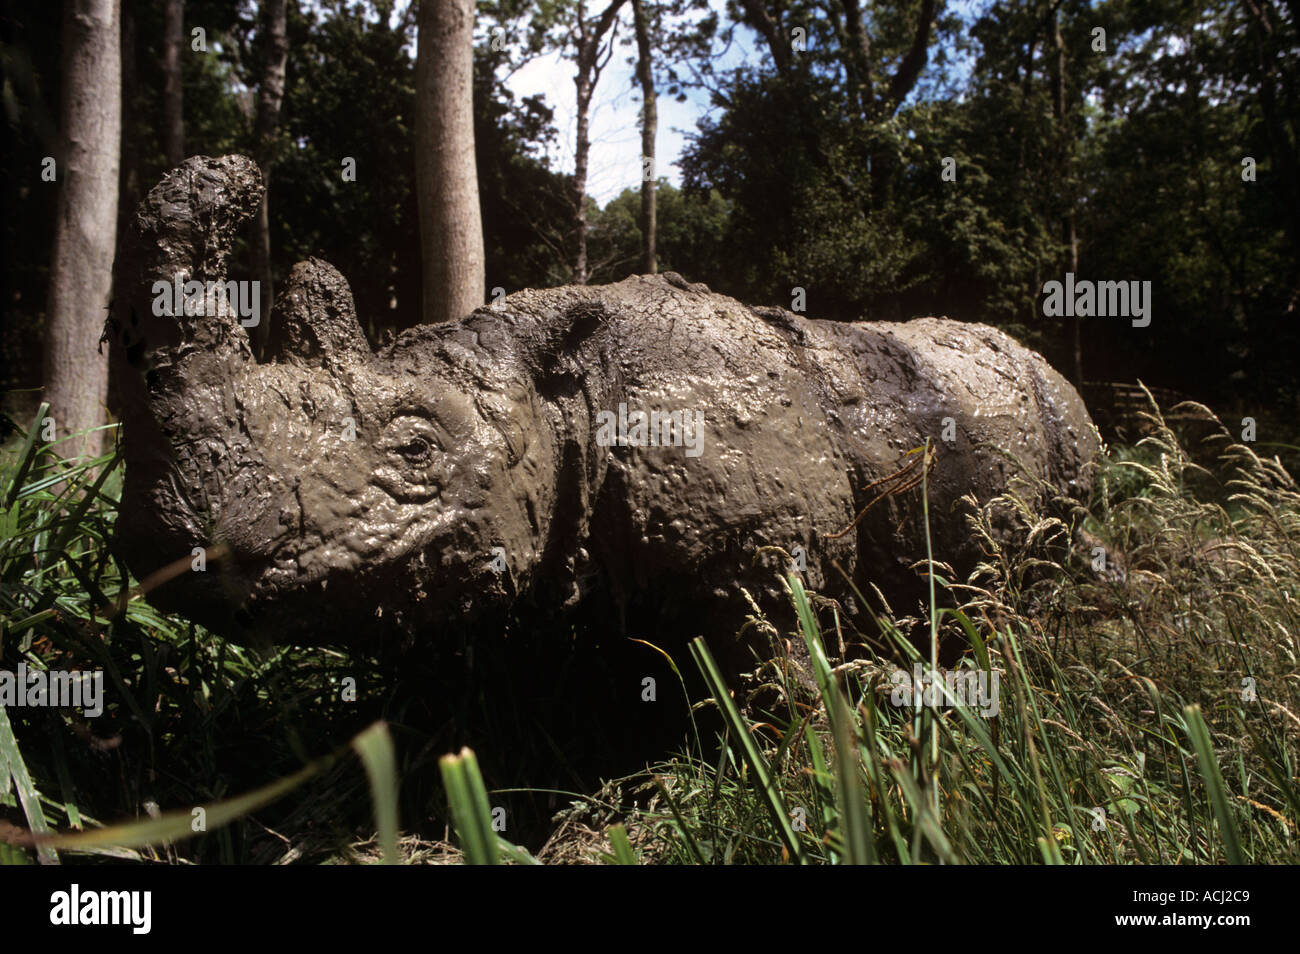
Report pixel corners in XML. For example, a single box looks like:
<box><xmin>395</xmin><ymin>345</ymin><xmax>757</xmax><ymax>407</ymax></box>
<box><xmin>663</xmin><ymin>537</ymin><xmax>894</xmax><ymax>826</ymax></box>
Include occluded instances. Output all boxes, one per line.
<box><xmin>106</xmin><ymin>156</ymin><xmax>1101</xmax><ymax>680</ymax></box>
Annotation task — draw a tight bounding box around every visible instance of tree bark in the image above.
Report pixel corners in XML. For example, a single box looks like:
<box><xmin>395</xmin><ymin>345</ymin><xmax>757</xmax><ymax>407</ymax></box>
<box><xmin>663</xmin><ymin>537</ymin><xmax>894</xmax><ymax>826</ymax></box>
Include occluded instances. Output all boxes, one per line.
<box><xmin>415</xmin><ymin>0</ymin><xmax>485</xmax><ymax>323</ymax></box>
<box><xmin>1052</xmin><ymin>6</ymin><xmax>1082</xmax><ymax>385</ymax></box>
<box><xmin>886</xmin><ymin>0</ymin><xmax>936</xmax><ymax>108</ymax></box>
<box><xmin>117</xmin><ymin>5</ymin><xmax>139</xmax><ymax>237</ymax></box>
<box><xmin>573</xmin><ymin>71</ymin><xmax>593</xmax><ymax>284</ymax></box>
<box><xmin>839</xmin><ymin>0</ymin><xmax>874</xmax><ymax>115</ymax></box>
<box><xmin>44</xmin><ymin>0</ymin><xmax>121</xmax><ymax>458</ymax></box>
<box><xmin>632</xmin><ymin>0</ymin><xmax>656</xmax><ymax>274</ymax></box>
<box><xmin>161</xmin><ymin>0</ymin><xmax>183</xmax><ymax>166</ymax></box>
<box><xmin>737</xmin><ymin>0</ymin><xmax>790</xmax><ymax>74</ymax></box>
<box><xmin>570</xmin><ymin>0</ymin><xmax>624</xmax><ymax>284</ymax></box>
<box><xmin>252</xmin><ymin>0</ymin><xmax>288</xmax><ymax>352</ymax></box>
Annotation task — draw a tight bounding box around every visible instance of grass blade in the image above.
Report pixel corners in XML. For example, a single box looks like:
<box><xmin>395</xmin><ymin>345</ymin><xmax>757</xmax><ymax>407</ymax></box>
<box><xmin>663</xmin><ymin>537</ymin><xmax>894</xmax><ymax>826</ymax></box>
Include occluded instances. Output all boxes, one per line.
<box><xmin>439</xmin><ymin>747</ymin><xmax>499</xmax><ymax>865</ymax></box>
<box><xmin>605</xmin><ymin>823</ymin><xmax>639</xmax><ymax>864</ymax></box>
<box><xmin>1183</xmin><ymin>705</ymin><xmax>1244</xmax><ymax>865</ymax></box>
<box><xmin>351</xmin><ymin>722</ymin><xmax>400</xmax><ymax>865</ymax></box>
<box><xmin>0</xmin><ymin>704</ymin><xmax>57</xmax><ymax>863</ymax></box>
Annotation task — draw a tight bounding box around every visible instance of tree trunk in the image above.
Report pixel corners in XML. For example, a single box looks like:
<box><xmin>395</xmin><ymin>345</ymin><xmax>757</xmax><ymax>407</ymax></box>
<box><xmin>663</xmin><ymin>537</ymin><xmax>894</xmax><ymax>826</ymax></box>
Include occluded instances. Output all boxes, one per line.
<box><xmin>838</xmin><ymin>0</ymin><xmax>874</xmax><ymax>116</ymax></box>
<box><xmin>415</xmin><ymin>0</ymin><xmax>485</xmax><ymax>324</ymax></box>
<box><xmin>1052</xmin><ymin>7</ymin><xmax>1082</xmax><ymax>385</ymax></box>
<box><xmin>737</xmin><ymin>0</ymin><xmax>790</xmax><ymax>74</ymax></box>
<box><xmin>161</xmin><ymin>0</ymin><xmax>183</xmax><ymax>166</ymax></box>
<box><xmin>570</xmin><ymin>0</ymin><xmax>624</xmax><ymax>284</ymax></box>
<box><xmin>117</xmin><ymin>5</ymin><xmax>139</xmax><ymax>238</ymax></box>
<box><xmin>632</xmin><ymin>0</ymin><xmax>656</xmax><ymax>274</ymax></box>
<box><xmin>44</xmin><ymin>0</ymin><xmax>120</xmax><ymax>459</ymax></box>
<box><xmin>572</xmin><ymin>70</ymin><xmax>593</xmax><ymax>284</ymax></box>
<box><xmin>1066</xmin><ymin>209</ymin><xmax>1080</xmax><ymax>384</ymax></box>
<box><xmin>252</xmin><ymin>0</ymin><xmax>287</xmax><ymax>353</ymax></box>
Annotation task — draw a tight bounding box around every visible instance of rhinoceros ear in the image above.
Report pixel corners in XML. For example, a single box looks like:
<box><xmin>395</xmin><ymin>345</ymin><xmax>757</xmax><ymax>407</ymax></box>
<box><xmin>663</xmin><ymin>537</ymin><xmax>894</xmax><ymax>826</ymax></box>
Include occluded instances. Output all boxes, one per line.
<box><xmin>264</xmin><ymin>258</ymin><xmax>372</xmax><ymax>368</ymax></box>
<box><xmin>492</xmin><ymin>292</ymin><xmax>612</xmax><ymax>378</ymax></box>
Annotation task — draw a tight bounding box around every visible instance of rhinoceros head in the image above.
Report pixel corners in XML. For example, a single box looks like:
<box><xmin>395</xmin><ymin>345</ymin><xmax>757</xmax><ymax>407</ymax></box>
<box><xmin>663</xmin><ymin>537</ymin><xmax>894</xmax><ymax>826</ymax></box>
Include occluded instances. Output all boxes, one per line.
<box><xmin>108</xmin><ymin>156</ymin><xmax>556</xmax><ymax>644</ymax></box>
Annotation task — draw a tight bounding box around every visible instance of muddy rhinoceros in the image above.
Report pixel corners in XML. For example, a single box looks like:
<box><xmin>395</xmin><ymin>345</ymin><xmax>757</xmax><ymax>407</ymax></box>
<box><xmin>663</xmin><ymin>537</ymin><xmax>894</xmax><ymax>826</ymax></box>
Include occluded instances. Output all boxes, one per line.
<box><xmin>105</xmin><ymin>155</ymin><xmax>1099</xmax><ymax>658</ymax></box>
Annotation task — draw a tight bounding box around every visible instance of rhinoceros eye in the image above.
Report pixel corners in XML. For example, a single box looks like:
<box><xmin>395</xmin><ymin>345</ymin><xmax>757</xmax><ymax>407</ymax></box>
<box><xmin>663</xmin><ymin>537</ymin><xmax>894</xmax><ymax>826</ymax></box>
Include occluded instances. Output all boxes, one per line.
<box><xmin>373</xmin><ymin>415</ymin><xmax>448</xmax><ymax>503</ymax></box>
<box><xmin>394</xmin><ymin>436</ymin><xmax>432</xmax><ymax>464</ymax></box>
<box><xmin>380</xmin><ymin>415</ymin><xmax>443</xmax><ymax>470</ymax></box>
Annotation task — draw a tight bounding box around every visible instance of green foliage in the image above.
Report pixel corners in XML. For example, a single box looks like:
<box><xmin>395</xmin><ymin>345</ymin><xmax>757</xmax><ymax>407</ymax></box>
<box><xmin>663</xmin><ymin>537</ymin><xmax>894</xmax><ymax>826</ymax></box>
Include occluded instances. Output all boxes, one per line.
<box><xmin>588</xmin><ymin>180</ymin><xmax>730</xmax><ymax>283</ymax></box>
<box><xmin>1077</xmin><ymin>1</ymin><xmax>1300</xmax><ymax>406</ymax></box>
<box><xmin>678</xmin><ymin>0</ymin><xmax>1298</xmax><ymax>405</ymax></box>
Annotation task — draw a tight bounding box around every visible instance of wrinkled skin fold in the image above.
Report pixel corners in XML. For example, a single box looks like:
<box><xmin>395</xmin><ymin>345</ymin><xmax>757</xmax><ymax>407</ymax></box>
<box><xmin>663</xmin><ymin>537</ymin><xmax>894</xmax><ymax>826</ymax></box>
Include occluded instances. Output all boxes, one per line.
<box><xmin>106</xmin><ymin>155</ymin><xmax>1100</xmax><ymax>652</ymax></box>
